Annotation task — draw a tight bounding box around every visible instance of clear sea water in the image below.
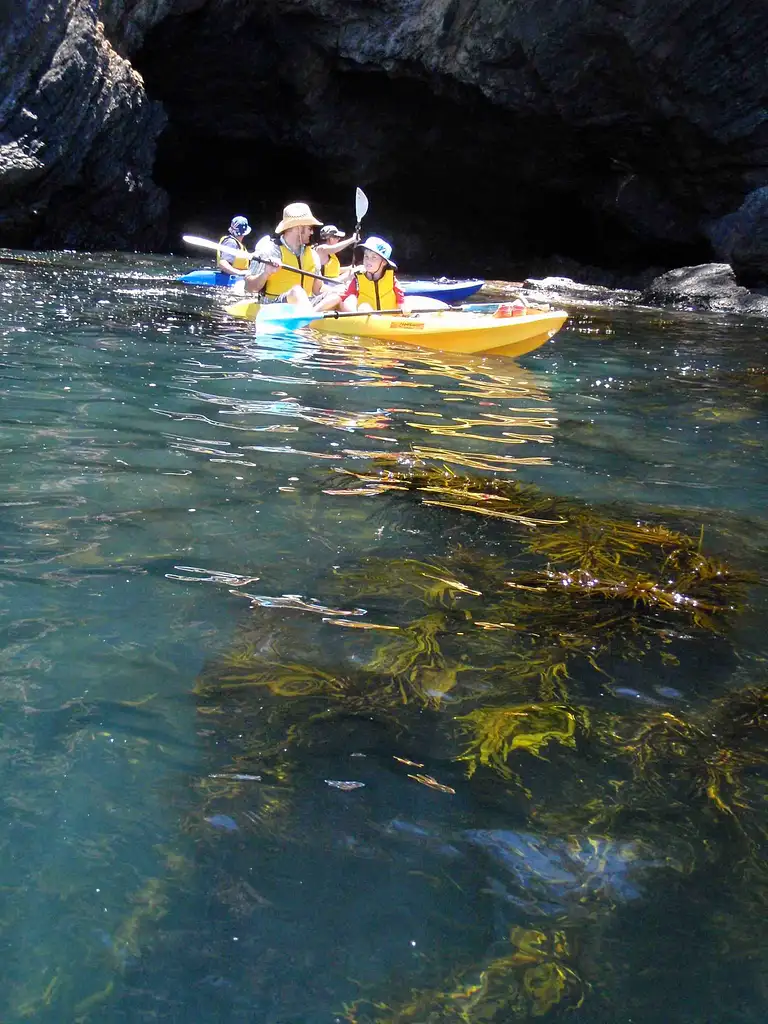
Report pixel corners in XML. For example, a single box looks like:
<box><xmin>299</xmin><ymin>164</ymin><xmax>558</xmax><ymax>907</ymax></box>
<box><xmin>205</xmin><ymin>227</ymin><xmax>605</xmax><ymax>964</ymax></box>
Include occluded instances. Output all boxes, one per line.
<box><xmin>0</xmin><ymin>248</ymin><xmax>767</xmax><ymax>1023</ymax></box>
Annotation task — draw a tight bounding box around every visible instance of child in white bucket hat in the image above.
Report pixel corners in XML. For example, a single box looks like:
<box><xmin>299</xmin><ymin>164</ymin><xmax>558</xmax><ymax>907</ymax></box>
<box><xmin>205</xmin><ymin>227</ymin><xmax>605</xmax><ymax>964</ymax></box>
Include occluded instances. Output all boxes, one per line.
<box><xmin>315</xmin><ymin>235</ymin><xmax>404</xmax><ymax>312</ymax></box>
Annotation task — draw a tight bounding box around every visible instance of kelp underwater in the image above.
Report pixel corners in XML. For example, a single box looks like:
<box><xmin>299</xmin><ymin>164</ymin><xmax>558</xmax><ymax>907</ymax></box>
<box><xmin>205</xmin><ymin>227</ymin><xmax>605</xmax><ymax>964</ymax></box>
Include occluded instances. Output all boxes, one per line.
<box><xmin>185</xmin><ymin>460</ymin><xmax>768</xmax><ymax>1023</ymax></box>
<box><xmin>9</xmin><ymin>466</ymin><xmax>766</xmax><ymax>1022</ymax></box>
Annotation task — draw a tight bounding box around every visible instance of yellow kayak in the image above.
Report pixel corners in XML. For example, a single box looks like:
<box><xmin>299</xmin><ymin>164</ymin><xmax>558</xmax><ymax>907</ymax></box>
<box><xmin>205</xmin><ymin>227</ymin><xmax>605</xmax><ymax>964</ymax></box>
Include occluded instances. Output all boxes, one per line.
<box><xmin>311</xmin><ymin>307</ymin><xmax>568</xmax><ymax>356</ymax></box>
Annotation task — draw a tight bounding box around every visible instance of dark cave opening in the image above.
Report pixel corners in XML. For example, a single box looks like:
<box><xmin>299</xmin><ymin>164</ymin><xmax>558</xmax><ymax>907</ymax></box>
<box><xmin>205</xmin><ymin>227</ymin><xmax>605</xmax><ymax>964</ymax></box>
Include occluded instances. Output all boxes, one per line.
<box><xmin>135</xmin><ymin>8</ymin><xmax>709</xmax><ymax>281</ymax></box>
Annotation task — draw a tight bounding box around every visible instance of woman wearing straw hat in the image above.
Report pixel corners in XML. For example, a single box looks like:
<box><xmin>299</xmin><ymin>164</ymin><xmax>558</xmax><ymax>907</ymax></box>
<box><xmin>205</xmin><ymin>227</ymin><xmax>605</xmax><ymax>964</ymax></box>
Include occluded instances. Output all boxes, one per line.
<box><xmin>245</xmin><ymin>202</ymin><xmax>325</xmax><ymax>305</ymax></box>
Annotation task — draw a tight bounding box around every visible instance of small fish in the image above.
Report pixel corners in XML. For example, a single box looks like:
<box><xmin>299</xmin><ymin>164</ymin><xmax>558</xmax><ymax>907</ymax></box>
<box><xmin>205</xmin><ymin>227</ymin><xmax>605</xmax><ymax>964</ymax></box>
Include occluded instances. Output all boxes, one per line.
<box><xmin>408</xmin><ymin>773</ymin><xmax>456</xmax><ymax>795</ymax></box>
<box><xmin>322</xmin><ymin>618</ymin><xmax>399</xmax><ymax>630</ymax></box>
<box><xmin>325</xmin><ymin>780</ymin><xmax>365</xmax><ymax>791</ymax></box>
<box><xmin>167</xmin><ymin>565</ymin><xmax>260</xmax><ymax>586</ymax></box>
<box><xmin>386</xmin><ymin>819</ymin><xmax>432</xmax><ymax>838</ymax></box>
<box><xmin>394</xmin><ymin>756</ymin><xmax>425</xmax><ymax>768</ymax></box>
<box><xmin>613</xmin><ymin>687</ymin><xmax>665</xmax><ymax>706</ymax></box>
<box><xmin>232</xmin><ymin>590</ymin><xmax>365</xmax><ymax>617</ymax></box>
<box><xmin>205</xmin><ymin>814</ymin><xmax>239</xmax><ymax>832</ymax></box>
<box><xmin>654</xmin><ymin>685</ymin><xmax>684</xmax><ymax>700</ymax></box>
<box><xmin>209</xmin><ymin>773</ymin><xmax>262</xmax><ymax>781</ymax></box>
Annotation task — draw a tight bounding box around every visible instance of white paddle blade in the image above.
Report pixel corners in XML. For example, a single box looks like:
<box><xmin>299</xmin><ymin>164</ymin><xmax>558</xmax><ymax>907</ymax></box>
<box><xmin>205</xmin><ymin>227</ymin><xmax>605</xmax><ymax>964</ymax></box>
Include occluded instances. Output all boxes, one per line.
<box><xmin>355</xmin><ymin>188</ymin><xmax>369</xmax><ymax>223</ymax></box>
<box><xmin>256</xmin><ymin>303</ymin><xmax>324</xmax><ymax>325</ymax></box>
<box><xmin>183</xmin><ymin>234</ymin><xmax>220</xmax><ymax>253</ymax></box>
<box><xmin>182</xmin><ymin>234</ymin><xmax>249</xmax><ymax>263</ymax></box>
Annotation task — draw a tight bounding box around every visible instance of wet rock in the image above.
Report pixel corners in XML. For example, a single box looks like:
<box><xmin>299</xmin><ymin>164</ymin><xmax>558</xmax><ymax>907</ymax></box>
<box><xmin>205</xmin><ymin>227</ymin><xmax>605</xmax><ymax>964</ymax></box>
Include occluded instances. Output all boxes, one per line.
<box><xmin>707</xmin><ymin>187</ymin><xmax>768</xmax><ymax>287</ymax></box>
<box><xmin>640</xmin><ymin>263</ymin><xmax>768</xmax><ymax>316</ymax></box>
<box><xmin>521</xmin><ymin>276</ymin><xmax>641</xmax><ymax>307</ymax></box>
<box><xmin>0</xmin><ymin>0</ymin><xmax>167</xmax><ymax>250</ymax></box>
<box><xmin>1</xmin><ymin>0</ymin><xmax>767</xmax><ymax>281</ymax></box>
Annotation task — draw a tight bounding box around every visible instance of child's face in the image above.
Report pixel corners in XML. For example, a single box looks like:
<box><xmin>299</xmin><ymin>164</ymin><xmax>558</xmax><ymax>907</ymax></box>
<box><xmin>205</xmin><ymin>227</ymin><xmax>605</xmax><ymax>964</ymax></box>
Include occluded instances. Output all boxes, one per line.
<box><xmin>363</xmin><ymin>250</ymin><xmax>386</xmax><ymax>275</ymax></box>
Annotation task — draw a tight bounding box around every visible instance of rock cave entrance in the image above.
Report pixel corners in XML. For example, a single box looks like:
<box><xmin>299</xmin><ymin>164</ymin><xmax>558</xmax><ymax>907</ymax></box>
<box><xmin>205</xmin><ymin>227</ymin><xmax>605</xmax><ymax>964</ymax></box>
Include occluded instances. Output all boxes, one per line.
<box><xmin>133</xmin><ymin>7</ymin><xmax>708</xmax><ymax>279</ymax></box>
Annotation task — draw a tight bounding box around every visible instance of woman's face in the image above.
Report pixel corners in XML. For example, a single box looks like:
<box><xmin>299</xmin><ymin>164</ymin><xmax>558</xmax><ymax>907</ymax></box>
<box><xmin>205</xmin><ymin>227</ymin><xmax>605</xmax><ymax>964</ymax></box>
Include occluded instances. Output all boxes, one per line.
<box><xmin>362</xmin><ymin>250</ymin><xmax>386</xmax><ymax>276</ymax></box>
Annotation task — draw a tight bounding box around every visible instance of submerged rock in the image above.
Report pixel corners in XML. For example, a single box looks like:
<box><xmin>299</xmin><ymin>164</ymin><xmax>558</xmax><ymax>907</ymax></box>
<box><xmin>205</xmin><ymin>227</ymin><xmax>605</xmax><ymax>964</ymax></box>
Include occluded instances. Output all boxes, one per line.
<box><xmin>466</xmin><ymin>829</ymin><xmax>668</xmax><ymax>913</ymax></box>
<box><xmin>205</xmin><ymin>813</ymin><xmax>239</xmax><ymax>832</ymax></box>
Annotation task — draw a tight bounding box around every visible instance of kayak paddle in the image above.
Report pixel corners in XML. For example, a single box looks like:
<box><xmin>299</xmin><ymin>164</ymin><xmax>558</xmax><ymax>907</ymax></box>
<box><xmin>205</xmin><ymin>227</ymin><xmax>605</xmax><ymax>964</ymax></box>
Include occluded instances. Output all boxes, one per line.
<box><xmin>354</xmin><ymin>188</ymin><xmax>369</xmax><ymax>238</ymax></box>
<box><xmin>182</xmin><ymin>234</ymin><xmax>327</xmax><ymax>282</ymax></box>
<box><xmin>224</xmin><ymin>299</ymin><xmax>443</xmax><ymax>323</ymax></box>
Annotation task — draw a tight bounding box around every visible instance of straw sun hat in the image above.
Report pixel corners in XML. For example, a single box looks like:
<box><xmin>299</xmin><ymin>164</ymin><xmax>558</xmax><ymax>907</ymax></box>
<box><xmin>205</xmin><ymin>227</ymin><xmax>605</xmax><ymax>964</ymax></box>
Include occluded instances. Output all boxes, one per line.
<box><xmin>275</xmin><ymin>202</ymin><xmax>323</xmax><ymax>234</ymax></box>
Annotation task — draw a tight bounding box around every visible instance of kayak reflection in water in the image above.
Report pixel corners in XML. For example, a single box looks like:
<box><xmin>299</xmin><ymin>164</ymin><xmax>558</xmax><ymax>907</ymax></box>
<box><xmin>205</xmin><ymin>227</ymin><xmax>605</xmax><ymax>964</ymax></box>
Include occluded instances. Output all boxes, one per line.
<box><xmin>314</xmin><ymin>236</ymin><xmax>405</xmax><ymax>313</ymax></box>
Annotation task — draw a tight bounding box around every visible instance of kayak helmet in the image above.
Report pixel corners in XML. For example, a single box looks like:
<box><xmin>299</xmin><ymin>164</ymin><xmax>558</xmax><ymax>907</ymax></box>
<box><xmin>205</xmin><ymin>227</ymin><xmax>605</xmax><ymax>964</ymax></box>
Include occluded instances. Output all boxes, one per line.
<box><xmin>360</xmin><ymin>236</ymin><xmax>397</xmax><ymax>268</ymax></box>
<box><xmin>230</xmin><ymin>215</ymin><xmax>251</xmax><ymax>237</ymax></box>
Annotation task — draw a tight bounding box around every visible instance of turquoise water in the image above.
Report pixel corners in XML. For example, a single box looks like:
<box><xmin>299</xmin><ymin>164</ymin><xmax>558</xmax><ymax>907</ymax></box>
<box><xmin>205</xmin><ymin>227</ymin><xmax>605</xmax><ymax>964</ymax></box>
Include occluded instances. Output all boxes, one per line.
<box><xmin>0</xmin><ymin>249</ymin><xmax>767</xmax><ymax>1022</ymax></box>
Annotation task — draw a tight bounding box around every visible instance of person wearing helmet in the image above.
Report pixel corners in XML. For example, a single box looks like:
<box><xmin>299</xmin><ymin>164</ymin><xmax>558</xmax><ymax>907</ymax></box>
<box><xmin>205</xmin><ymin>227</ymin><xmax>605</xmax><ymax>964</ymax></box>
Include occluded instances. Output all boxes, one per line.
<box><xmin>216</xmin><ymin>216</ymin><xmax>252</xmax><ymax>277</ymax></box>
<box><xmin>245</xmin><ymin>202</ymin><xmax>324</xmax><ymax>305</ymax></box>
<box><xmin>339</xmin><ymin>237</ymin><xmax>404</xmax><ymax>312</ymax></box>
<box><xmin>315</xmin><ymin>225</ymin><xmax>359</xmax><ymax>282</ymax></box>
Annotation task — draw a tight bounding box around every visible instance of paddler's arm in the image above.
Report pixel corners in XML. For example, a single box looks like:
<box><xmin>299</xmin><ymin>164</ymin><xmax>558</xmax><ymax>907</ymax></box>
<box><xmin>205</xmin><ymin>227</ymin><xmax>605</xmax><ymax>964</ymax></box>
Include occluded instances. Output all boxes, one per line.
<box><xmin>338</xmin><ymin>275</ymin><xmax>359</xmax><ymax>312</ymax></box>
<box><xmin>243</xmin><ymin>237</ymin><xmax>281</xmax><ymax>295</ymax></box>
<box><xmin>308</xmin><ymin>250</ymin><xmax>325</xmax><ymax>297</ymax></box>
<box><xmin>217</xmin><ymin>256</ymin><xmax>249</xmax><ymax>277</ymax></box>
<box><xmin>316</xmin><ymin>234</ymin><xmax>359</xmax><ymax>259</ymax></box>
<box><xmin>243</xmin><ymin>262</ymin><xmax>279</xmax><ymax>294</ymax></box>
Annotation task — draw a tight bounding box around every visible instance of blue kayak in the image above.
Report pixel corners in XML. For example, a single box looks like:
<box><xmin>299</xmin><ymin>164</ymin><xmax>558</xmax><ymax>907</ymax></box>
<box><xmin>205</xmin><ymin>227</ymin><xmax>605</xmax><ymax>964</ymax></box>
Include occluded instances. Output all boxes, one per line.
<box><xmin>401</xmin><ymin>278</ymin><xmax>484</xmax><ymax>302</ymax></box>
<box><xmin>178</xmin><ymin>270</ymin><xmax>240</xmax><ymax>287</ymax></box>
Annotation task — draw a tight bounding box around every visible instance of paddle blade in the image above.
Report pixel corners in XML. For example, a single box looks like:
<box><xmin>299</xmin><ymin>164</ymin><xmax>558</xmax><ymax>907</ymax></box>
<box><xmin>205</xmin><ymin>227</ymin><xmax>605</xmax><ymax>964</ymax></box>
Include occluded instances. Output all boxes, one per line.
<box><xmin>355</xmin><ymin>188</ymin><xmax>369</xmax><ymax>224</ymax></box>
<box><xmin>183</xmin><ymin>234</ymin><xmax>219</xmax><ymax>253</ymax></box>
<box><xmin>183</xmin><ymin>233</ymin><xmax>247</xmax><ymax>263</ymax></box>
<box><xmin>224</xmin><ymin>298</ymin><xmax>261</xmax><ymax>321</ymax></box>
<box><xmin>257</xmin><ymin>304</ymin><xmax>324</xmax><ymax>325</ymax></box>
<box><xmin>224</xmin><ymin>300</ymin><xmax>324</xmax><ymax>328</ymax></box>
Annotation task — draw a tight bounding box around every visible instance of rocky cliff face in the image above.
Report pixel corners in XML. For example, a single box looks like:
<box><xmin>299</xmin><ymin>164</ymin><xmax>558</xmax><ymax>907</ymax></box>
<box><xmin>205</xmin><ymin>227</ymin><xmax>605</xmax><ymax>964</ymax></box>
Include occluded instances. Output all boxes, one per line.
<box><xmin>0</xmin><ymin>0</ymin><xmax>166</xmax><ymax>250</ymax></box>
<box><xmin>1</xmin><ymin>0</ymin><xmax>766</xmax><ymax>281</ymax></box>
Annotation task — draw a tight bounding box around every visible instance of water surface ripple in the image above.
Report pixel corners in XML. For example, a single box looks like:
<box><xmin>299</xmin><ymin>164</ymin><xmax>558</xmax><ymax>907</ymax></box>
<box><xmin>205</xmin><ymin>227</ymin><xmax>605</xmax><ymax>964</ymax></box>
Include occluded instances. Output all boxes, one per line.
<box><xmin>0</xmin><ymin>249</ymin><xmax>767</xmax><ymax>1023</ymax></box>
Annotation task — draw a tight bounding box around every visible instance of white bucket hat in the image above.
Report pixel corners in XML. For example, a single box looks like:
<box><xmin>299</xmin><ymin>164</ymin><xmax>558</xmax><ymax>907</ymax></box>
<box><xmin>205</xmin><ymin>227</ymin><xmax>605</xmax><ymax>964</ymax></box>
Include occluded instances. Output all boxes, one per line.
<box><xmin>361</xmin><ymin>235</ymin><xmax>397</xmax><ymax>268</ymax></box>
<box><xmin>275</xmin><ymin>202</ymin><xmax>323</xmax><ymax>234</ymax></box>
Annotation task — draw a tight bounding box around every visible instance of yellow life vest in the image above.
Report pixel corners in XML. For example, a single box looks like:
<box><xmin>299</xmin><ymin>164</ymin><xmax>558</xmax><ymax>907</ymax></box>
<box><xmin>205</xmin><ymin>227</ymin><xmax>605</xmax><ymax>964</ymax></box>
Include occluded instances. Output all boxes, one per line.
<box><xmin>323</xmin><ymin>253</ymin><xmax>341</xmax><ymax>279</ymax></box>
<box><xmin>217</xmin><ymin>235</ymin><xmax>249</xmax><ymax>271</ymax></box>
<box><xmin>263</xmin><ymin>241</ymin><xmax>319</xmax><ymax>298</ymax></box>
<box><xmin>356</xmin><ymin>268</ymin><xmax>398</xmax><ymax>310</ymax></box>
